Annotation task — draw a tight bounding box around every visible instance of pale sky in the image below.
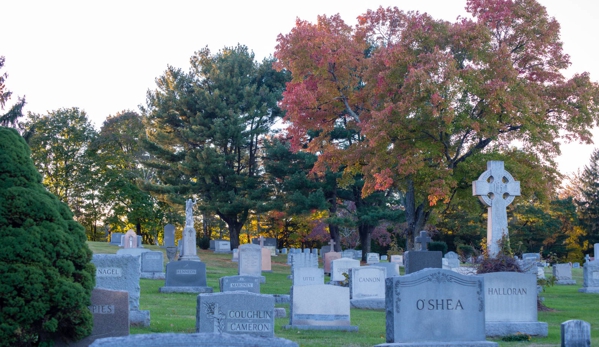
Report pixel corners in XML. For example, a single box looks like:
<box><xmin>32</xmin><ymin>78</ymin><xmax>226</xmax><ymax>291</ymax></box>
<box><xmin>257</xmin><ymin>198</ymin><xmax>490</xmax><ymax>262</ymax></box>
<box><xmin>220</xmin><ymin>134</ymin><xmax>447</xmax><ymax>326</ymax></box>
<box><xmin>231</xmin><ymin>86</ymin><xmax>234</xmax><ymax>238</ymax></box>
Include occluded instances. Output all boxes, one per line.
<box><xmin>3</xmin><ymin>0</ymin><xmax>598</xmax><ymax>178</ymax></box>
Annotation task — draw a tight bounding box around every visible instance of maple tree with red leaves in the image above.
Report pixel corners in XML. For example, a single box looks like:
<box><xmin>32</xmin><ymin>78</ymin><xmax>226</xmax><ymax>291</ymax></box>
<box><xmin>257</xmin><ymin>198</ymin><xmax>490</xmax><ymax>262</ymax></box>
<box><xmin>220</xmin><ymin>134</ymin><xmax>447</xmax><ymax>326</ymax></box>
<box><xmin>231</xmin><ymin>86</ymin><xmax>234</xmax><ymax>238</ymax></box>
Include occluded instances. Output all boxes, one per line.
<box><xmin>275</xmin><ymin>0</ymin><xmax>599</xmax><ymax>250</ymax></box>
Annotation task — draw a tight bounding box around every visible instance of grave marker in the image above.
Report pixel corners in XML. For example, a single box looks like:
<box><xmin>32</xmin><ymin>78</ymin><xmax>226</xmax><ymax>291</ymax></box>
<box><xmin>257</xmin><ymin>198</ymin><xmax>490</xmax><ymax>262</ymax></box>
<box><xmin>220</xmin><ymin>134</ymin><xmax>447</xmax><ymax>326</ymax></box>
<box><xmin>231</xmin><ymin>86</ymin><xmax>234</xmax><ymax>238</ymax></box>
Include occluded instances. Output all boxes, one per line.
<box><xmin>123</xmin><ymin>229</ymin><xmax>137</xmax><ymax>249</ymax></box>
<box><xmin>238</xmin><ymin>243</ymin><xmax>265</xmax><ymax>283</ymax></box>
<box><xmin>324</xmin><ymin>239</ymin><xmax>341</xmax><ymax>274</ymax></box>
<box><xmin>219</xmin><ymin>275</ymin><xmax>261</xmax><ymax>294</ymax></box>
<box><xmin>349</xmin><ymin>266</ymin><xmax>386</xmax><ymax>310</ymax></box>
<box><xmin>140</xmin><ymin>251</ymin><xmax>165</xmax><ymax>280</ymax></box>
<box><xmin>196</xmin><ymin>292</ymin><xmax>275</xmax><ymax>338</ymax></box>
<box><xmin>159</xmin><ymin>260</ymin><xmax>213</xmax><ymax>293</ymax></box>
<box><xmin>578</xmin><ymin>259</ymin><xmax>599</xmax><ymax>293</ymax></box>
<box><xmin>331</xmin><ymin>258</ymin><xmax>360</xmax><ymax>282</ymax></box>
<box><xmin>561</xmin><ymin>320</ymin><xmax>591</xmax><ymax>347</ymax></box>
<box><xmin>553</xmin><ymin>263</ymin><xmax>576</xmax><ymax>285</ymax></box>
<box><xmin>473</xmin><ymin>161</ymin><xmax>520</xmax><ymax>258</ymax></box>
<box><xmin>292</xmin><ymin>267</ymin><xmax>324</xmax><ymax>286</ymax></box>
<box><xmin>381</xmin><ymin>268</ymin><xmax>497</xmax><ymax>346</ymax></box>
<box><xmin>366</xmin><ymin>253</ymin><xmax>380</xmax><ymax>264</ymax></box>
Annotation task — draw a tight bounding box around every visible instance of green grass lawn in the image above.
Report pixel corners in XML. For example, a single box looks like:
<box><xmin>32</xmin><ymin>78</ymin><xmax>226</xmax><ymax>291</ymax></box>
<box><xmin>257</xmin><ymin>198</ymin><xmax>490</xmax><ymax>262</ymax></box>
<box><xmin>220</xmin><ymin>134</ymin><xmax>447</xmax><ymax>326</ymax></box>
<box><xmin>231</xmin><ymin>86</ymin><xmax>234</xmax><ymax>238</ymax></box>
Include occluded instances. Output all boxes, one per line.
<box><xmin>87</xmin><ymin>242</ymin><xmax>598</xmax><ymax>347</ymax></box>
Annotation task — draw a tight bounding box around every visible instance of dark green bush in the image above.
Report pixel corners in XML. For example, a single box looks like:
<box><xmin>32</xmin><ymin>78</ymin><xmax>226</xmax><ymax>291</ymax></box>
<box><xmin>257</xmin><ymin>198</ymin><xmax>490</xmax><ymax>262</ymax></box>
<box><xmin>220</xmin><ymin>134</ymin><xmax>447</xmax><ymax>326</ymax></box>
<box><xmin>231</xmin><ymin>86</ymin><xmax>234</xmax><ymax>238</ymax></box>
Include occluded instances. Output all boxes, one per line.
<box><xmin>501</xmin><ymin>333</ymin><xmax>531</xmax><ymax>341</ymax></box>
<box><xmin>476</xmin><ymin>254</ymin><xmax>523</xmax><ymax>274</ymax></box>
<box><xmin>457</xmin><ymin>244</ymin><xmax>475</xmax><ymax>258</ymax></box>
<box><xmin>198</xmin><ymin>236</ymin><xmax>210</xmax><ymax>250</ymax></box>
<box><xmin>428</xmin><ymin>241</ymin><xmax>448</xmax><ymax>255</ymax></box>
<box><xmin>0</xmin><ymin>127</ymin><xmax>95</xmax><ymax>346</ymax></box>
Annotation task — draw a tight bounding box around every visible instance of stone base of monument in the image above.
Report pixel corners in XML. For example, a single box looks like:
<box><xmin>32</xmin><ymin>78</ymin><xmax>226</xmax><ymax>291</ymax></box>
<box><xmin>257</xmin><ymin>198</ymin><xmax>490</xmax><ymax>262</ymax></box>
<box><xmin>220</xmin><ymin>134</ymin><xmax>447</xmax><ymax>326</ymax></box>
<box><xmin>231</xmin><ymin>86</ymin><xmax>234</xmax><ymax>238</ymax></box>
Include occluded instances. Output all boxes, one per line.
<box><xmin>555</xmin><ymin>279</ymin><xmax>576</xmax><ymax>285</ymax></box>
<box><xmin>350</xmin><ymin>298</ymin><xmax>385</xmax><ymax>310</ymax></box>
<box><xmin>485</xmin><ymin>322</ymin><xmax>548</xmax><ymax>337</ymax></box>
<box><xmin>141</xmin><ymin>271</ymin><xmax>166</xmax><ymax>280</ymax></box>
<box><xmin>578</xmin><ymin>287</ymin><xmax>599</xmax><ymax>293</ymax></box>
<box><xmin>159</xmin><ymin>286</ymin><xmax>214</xmax><ymax>294</ymax></box>
<box><xmin>376</xmin><ymin>342</ymin><xmax>497</xmax><ymax>346</ymax></box>
<box><xmin>283</xmin><ymin>325</ymin><xmax>358</xmax><ymax>332</ymax></box>
<box><xmin>89</xmin><ymin>332</ymin><xmax>299</xmax><ymax>347</ymax></box>
<box><xmin>179</xmin><ymin>255</ymin><xmax>202</xmax><ymax>262</ymax></box>
<box><xmin>129</xmin><ymin>309</ymin><xmax>150</xmax><ymax>327</ymax></box>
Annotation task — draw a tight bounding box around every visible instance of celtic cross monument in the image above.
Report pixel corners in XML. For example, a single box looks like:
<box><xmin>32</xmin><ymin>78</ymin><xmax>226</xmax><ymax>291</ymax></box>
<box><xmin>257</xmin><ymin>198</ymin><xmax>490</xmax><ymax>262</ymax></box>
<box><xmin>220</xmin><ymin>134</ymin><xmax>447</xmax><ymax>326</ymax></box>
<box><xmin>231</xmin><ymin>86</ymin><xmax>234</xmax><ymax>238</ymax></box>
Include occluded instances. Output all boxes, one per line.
<box><xmin>473</xmin><ymin>161</ymin><xmax>520</xmax><ymax>258</ymax></box>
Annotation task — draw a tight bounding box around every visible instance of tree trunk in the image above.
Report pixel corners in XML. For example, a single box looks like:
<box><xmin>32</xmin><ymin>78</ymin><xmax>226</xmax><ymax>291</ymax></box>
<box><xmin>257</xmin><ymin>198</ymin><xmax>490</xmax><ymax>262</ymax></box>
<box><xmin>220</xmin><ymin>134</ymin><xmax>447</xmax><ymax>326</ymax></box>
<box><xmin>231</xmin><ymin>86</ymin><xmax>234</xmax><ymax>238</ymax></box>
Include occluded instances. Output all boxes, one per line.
<box><xmin>359</xmin><ymin>224</ymin><xmax>372</xmax><ymax>262</ymax></box>
<box><xmin>404</xmin><ymin>179</ymin><xmax>430</xmax><ymax>250</ymax></box>
<box><xmin>327</xmin><ymin>182</ymin><xmax>342</xmax><ymax>252</ymax></box>
<box><xmin>227</xmin><ymin>221</ymin><xmax>243</xmax><ymax>250</ymax></box>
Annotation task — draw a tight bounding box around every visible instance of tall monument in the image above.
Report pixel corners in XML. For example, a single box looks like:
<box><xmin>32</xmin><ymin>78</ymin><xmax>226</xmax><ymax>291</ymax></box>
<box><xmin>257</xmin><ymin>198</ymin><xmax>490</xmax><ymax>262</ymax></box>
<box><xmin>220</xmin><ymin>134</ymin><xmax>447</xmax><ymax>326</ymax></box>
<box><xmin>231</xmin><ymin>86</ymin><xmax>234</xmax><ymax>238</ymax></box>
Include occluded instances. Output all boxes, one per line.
<box><xmin>180</xmin><ymin>198</ymin><xmax>201</xmax><ymax>261</ymax></box>
<box><xmin>473</xmin><ymin>161</ymin><xmax>520</xmax><ymax>258</ymax></box>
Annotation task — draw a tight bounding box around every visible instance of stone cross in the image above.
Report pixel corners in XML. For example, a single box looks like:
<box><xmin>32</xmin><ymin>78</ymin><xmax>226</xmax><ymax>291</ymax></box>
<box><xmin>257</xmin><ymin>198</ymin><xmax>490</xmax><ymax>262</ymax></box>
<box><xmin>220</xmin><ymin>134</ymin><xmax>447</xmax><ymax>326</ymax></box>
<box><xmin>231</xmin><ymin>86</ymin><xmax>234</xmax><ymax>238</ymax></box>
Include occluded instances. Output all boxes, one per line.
<box><xmin>415</xmin><ymin>231</ymin><xmax>431</xmax><ymax>251</ymax></box>
<box><xmin>473</xmin><ymin>161</ymin><xmax>521</xmax><ymax>258</ymax></box>
<box><xmin>328</xmin><ymin>239</ymin><xmax>336</xmax><ymax>253</ymax></box>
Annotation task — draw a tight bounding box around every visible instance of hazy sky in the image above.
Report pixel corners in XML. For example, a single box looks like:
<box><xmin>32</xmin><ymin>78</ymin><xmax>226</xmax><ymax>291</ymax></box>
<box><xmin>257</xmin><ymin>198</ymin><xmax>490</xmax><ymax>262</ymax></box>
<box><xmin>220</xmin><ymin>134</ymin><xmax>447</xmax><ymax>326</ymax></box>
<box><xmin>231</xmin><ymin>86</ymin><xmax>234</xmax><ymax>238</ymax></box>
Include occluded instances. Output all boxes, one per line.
<box><xmin>3</xmin><ymin>0</ymin><xmax>599</xmax><ymax>177</ymax></box>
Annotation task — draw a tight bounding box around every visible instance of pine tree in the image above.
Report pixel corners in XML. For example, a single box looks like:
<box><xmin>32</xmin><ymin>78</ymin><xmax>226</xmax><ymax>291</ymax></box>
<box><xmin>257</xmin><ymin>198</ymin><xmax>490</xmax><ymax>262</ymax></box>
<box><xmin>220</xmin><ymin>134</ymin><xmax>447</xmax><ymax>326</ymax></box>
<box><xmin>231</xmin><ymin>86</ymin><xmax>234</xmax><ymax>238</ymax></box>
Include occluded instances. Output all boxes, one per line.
<box><xmin>576</xmin><ymin>148</ymin><xmax>599</xmax><ymax>252</ymax></box>
<box><xmin>0</xmin><ymin>127</ymin><xmax>95</xmax><ymax>346</ymax></box>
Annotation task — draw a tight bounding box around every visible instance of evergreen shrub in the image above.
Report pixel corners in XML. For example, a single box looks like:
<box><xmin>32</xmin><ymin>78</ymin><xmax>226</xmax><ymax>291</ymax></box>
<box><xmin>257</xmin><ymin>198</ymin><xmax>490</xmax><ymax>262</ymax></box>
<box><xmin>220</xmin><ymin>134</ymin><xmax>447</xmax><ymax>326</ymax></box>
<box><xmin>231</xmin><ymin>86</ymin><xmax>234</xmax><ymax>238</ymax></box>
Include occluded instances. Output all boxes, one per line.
<box><xmin>428</xmin><ymin>241</ymin><xmax>447</xmax><ymax>255</ymax></box>
<box><xmin>198</xmin><ymin>236</ymin><xmax>210</xmax><ymax>250</ymax></box>
<box><xmin>0</xmin><ymin>128</ymin><xmax>95</xmax><ymax>346</ymax></box>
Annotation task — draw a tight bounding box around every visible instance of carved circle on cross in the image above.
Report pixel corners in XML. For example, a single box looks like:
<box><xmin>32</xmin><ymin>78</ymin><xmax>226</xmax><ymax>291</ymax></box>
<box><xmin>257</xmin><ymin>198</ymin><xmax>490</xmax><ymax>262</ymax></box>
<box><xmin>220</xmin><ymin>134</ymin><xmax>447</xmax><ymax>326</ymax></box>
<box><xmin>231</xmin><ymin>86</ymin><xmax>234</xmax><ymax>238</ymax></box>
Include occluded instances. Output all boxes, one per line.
<box><xmin>475</xmin><ymin>169</ymin><xmax>518</xmax><ymax>207</ymax></box>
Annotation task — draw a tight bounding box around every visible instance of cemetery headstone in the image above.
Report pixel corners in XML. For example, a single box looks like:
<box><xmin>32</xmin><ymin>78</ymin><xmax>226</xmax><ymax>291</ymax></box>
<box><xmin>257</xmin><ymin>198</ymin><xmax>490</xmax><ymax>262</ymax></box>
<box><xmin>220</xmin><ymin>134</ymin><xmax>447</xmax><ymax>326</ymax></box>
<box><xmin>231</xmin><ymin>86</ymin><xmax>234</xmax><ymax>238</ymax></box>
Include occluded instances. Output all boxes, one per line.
<box><xmin>292</xmin><ymin>267</ymin><xmax>325</xmax><ymax>286</ymax></box>
<box><xmin>381</xmin><ymin>268</ymin><xmax>497</xmax><ymax>346</ymax></box>
<box><xmin>561</xmin><ymin>320</ymin><xmax>591</xmax><ymax>347</ymax></box>
<box><xmin>159</xmin><ymin>260</ymin><xmax>213</xmax><ymax>293</ymax></box>
<box><xmin>331</xmin><ymin>258</ymin><xmax>360</xmax><ymax>283</ymax></box>
<box><xmin>370</xmin><ymin>262</ymin><xmax>400</xmax><ymax>278</ymax></box>
<box><xmin>232</xmin><ymin>248</ymin><xmax>239</xmax><ymax>262</ymax></box>
<box><xmin>443</xmin><ymin>251</ymin><xmax>460</xmax><ymax>269</ymax></box>
<box><xmin>366</xmin><ymin>252</ymin><xmax>380</xmax><ymax>264</ymax></box>
<box><xmin>219</xmin><ymin>275</ymin><xmax>261</xmax><ymax>294</ymax></box>
<box><xmin>252</xmin><ymin>237</ymin><xmax>277</xmax><ymax>256</ymax></box>
<box><xmin>281</xmin><ymin>248</ymin><xmax>288</xmax><ymax>254</ymax></box>
<box><xmin>89</xmin><ymin>332</ymin><xmax>299</xmax><ymax>347</ymax></box>
<box><xmin>55</xmin><ymin>288</ymin><xmax>129</xmax><ymax>347</ymax></box>
<box><xmin>342</xmin><ymin>250</ymin><xmax>355</xmax><ymax>259</ymax></box>
<box><xmin>595</xmin><ymin>243</ymin><xmax>599</xmax><ymax>260</ymax></box>
<box><xmin>123</xmin><ymin>229</ymin><xmax>137</xmax><ymax>249</ymax></box>
<box><xmin>180</xmin><ymin>198</ymin><xmax>201</xmax><ymax>261</ymax></box>
<box><xmin>483</xmin><ymin>272</ymin><xmax>548</xmax><ymax>337</ymax></box>
<box><xmin>92</xmin><ymin>254</ymin><xmax>150</xmax><ymax>327</ymax></box>
<box><xmin>214</xmin><ymin>240</ymin><xmax>231</xmax><ymax>253</ymax></box>
<box><xmin>324</xmin><ymin>239</ymin><xmax>341</xmax><ymax>274</ymax></box>
<box><xmin>381</xmin><ymin>255</ymin><xmax>388</xmax><ymax>261</ymax></box>
<box><xmin>390</xmin><ymin>254</ymin><xmax>403</xmax><ymax>265</ymax></box>
<box><xmin>578</xmin><ymin>259</ymin><xmax>599</xmax><ymax>293</ymax></box>
<box><xmin>285</xmin><ymin>284</ymin><xmax>358</xmax><ymax>331</ymax></box>
<box><xmin>573</xmin><ymin>262</ymin><xmax>581</xmax><ymax>268</ymax></box>
<box><xmin>288</xmin><ymin>252</ymin><xmax>318</xmax><ymax>279</ymax></box>
<box><xmin>163</xmin><ymin>224</ymin><xmax>175</xmax><ymax>247</ymax></box>
<box><xmin>553</xmin><ymin>263</ymin><xmax>576</xmax><ymax>285</ymax></box>
<box><xmin>136</xmin><ymin>235</ymin><xmax>143</xmax><ymax>248</ymax></box>
<box><xmin>140</xmin><ymin>251</ymin><xmax>165</xmax><ymax>279</ymax></box>
<box><xmin>110</xmin><ymin>232</ymin><xmax>124</xmax><ymax>246</ymax></box>
<box><xmin>238</xmin><ymin>243</ymin><xmax>265</xmax><ymax>283</ymax></box>
<box><xmin>116</xmin><ymin>247</ymin><xmax>150</xmax><ymax>260</ymax></box>
<box><xmin>349</xmin><ymin>266</ymin><xmax>386</xmax><ymax>310</ymax></box>
<box><xmin>472</xmin><ymin>161</ymin><xmax>520</xmax><ymax>258</ymax></box>
<box><xmin>258</xmin><ymin>236</ymin><xmax>272</xmax><ymax>272</ymax></box>
<box><xmin>415</xmin><ymin>230</ymin><xmax>431</xmax><ymax>251</ymax></box>
<box><xmin>404</xmin><ymin>250</ymin><xmax>442</xmax><ymax>274</ymax></box>
<box><xmin>320</xmin><ymin>245</ymin><xmax>330</xmax><ymax>259</ymax></box>
<box><xmin>196</xmin><ymin>292</ymin><xmax>275</xmax><ymax>337</ymax></box>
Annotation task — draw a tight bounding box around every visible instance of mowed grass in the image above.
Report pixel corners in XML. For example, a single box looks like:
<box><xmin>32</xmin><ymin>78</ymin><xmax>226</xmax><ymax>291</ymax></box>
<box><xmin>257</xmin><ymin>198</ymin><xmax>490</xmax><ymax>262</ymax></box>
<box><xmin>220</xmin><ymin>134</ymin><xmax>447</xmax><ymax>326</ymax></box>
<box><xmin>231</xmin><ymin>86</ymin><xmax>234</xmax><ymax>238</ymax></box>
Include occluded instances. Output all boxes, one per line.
<box><xmin>87</xmin><ymin>242</ymin><xmax>599</xmax><ymax>347</ymax></box>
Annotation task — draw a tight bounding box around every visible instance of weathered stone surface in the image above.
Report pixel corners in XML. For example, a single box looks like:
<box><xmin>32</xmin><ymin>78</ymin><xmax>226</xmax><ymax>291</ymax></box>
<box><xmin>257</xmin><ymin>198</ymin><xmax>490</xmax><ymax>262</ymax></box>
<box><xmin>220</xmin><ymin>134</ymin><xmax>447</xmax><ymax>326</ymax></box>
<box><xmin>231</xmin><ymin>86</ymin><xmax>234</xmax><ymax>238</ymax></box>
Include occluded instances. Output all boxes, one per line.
<box><xmin>383</xmin><ymin>268</ymin><xmax>496</xmax><ymax>346</ymax></box>
<box><xmin>331</xmin><ymin>258</ymin><xmax>360</xmax><ymax>282</ymax></box>
<box><xmin>214</xmin><ymin>240</ymin><xmax>231</xmax><ymax>253</ymax></box>
<box><xmin>110</xmin><ymin>232</ymin><xmax>124</xmax><ymax>245</ymax></box>
<box><xmin>561</xmin><ymin>319</ymin><xmax>591</xmax><ymax>347</ymax></box>
<box><xmin>140</xmin><ymin>251</ymin><xmax>165</xmax><ymax>280</ymax></box>
<box><xmin>196</xmin><ymin>292</ymin><xmax>275</xmax><ymax>338</ymax></box>
<box><xmin>238</xmin><ymin>244</ymin><xmax>262</xmax><ymax>277</ymax></box>
<box><xmin>293</xmin><ymin>267</ymin><xmax>324</xmax><ymax>286</ymax></box>
<box><xmin>163</xmin><ymin>224</ymin><xmax>175</xmax><ymax>247</ymax></box>
<box><xmin>324</xmin><ymin>251</ymin><xmax>341</xmax><ymax>274</ymax></box>
<box><xmin>578</xmin><ymin>260</ymin><xmax>599</xmax><ymax>293</ymax></box>
<box><xmin>371</xmin><ymin>263</ymin><xmax>400</xmax><ymax>278</ymax></box>
<box><xmin>92</xmin><ymin>254</ymin><xmax>150</xmax><ymax>327</ymax></box>
<box><xmin>553</xmin><ymin>263</ymin><xmax>576</xmax><ymax>285</ymax></box>
<box><xmin>366</xmin><ymin>252</ymin><xmax>380</xmax><ymax>264</ymax></box>
<box><xmin>89</xmin><ymin>332</ymin><xmax>299</xmax><ymax>347</ymax></box>
<box><xmin>350</xmin><ymin>266</ymin><xmax>385</xmax><ymax>300</ymax></box>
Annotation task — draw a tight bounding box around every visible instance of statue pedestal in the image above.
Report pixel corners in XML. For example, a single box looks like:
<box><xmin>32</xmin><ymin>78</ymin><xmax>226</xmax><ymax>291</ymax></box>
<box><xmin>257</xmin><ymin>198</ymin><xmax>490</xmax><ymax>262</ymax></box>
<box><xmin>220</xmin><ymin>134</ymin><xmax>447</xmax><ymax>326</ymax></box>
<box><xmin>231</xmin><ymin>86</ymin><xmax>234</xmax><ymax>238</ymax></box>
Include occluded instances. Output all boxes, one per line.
<box><xmin>179</xmin><ymin>226</ymin><xmax>201</xmax><ymax>262</ymax></box>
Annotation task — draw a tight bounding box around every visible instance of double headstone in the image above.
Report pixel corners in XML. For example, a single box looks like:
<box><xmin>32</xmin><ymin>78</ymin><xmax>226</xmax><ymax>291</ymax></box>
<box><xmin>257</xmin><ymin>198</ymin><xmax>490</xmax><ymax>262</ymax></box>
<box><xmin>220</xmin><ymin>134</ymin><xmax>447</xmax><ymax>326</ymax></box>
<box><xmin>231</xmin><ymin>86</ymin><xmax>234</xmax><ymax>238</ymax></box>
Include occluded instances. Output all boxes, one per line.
<box><xmin>349</xmin><ymin>266</ymin><xmax>385</xmax><ymax>310</ymax></box>
<box><xmin>285</xmin><ymin>285</ymin><xmax>358</xmax><ymax>331</ymax></box>
<box><xmin>196</xmin><ymin>292</ymin><xmax>275</xmax><ymax>337</ymax></box>
<box><xmin>380</xmin><ymin>268</ymin><xmax>497</xmax><ymax>346</ymax></box>
<box><xmin>483</xmin><ymin>272</ymin><xmax>548</xmax><ymax>337</ymax></box>
<box><xmin>214</xmin><ymin>240</ymin><xmax>231</xmax><ymax>253</ymax></box>
<box><xmin>92</xmin><ymin>254</ymin><xmax>150</xmax><ymax>327</ymax></box>
<box><xmin>159</xmin><ymin>261</ymin><xmax>213</xmax><ymax>293</ymax></box>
